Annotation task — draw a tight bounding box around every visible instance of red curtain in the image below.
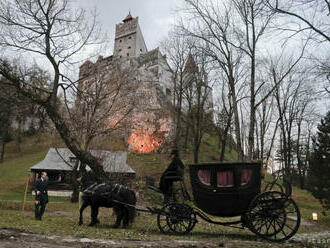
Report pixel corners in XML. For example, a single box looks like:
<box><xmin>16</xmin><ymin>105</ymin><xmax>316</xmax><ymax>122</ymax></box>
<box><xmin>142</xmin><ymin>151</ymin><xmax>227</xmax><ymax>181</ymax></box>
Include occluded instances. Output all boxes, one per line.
<box><xmin>198</xmin><ymin>169</ymin><xmax>211</xmax><ymax>185</ymax></box>
<box><xmin>217</xmin><ymin>171</ymin><xmax>234</xmax><ymax>187</ymax></box>
<box><xmin>241</xmin><ymin>169</ymin><xmax>252</xmax><ymax>185</ymax></box>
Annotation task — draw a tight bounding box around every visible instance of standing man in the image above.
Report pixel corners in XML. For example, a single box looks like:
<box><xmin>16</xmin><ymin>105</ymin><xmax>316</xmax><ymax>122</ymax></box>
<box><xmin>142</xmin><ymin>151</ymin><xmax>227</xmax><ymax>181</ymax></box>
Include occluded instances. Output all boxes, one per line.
<box><xmin>35</xmin><ymin>171</ymin><xmax>49</xmax><ymax>220</ymax></box>
<box><xmin>159</xmin><ymin>149</ymin><xmax>184</xmax><ymax>200</ymax></box>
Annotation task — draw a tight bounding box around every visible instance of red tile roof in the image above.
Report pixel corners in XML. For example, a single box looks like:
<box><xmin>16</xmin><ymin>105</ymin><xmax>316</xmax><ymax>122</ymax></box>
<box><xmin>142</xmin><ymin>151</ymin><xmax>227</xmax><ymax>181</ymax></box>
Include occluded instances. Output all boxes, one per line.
<box><xmin>123</xmin><ymin>13</ymin><xmax>133</xmax><ymax>22</ymax></box>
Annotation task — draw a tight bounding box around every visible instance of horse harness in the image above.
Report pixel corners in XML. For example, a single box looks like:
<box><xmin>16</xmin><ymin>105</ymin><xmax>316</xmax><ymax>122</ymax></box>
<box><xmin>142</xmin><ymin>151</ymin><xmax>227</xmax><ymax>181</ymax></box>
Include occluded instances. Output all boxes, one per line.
<box><xmin>83</xmin><ymin>183</ymin><xmax>129</xmax><ymax>198</ymax></box>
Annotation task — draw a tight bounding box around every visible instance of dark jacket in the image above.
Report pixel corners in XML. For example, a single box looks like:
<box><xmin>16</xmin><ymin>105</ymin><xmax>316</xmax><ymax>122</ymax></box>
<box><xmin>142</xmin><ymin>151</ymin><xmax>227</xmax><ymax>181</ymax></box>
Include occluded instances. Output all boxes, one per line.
<box><xmin>164</xmin><ymin>157</ymin><xmax>184</xmax><ymax>177</ymax></box>
<box><xmin>159</xmin><ymin>157</ymin><xmax>184</xmax><ymax>194</ymax></box>
<box><xmin>35</xmin><ymin>178</ymin><xmax>49</xmax><ymax>203</ymax></box>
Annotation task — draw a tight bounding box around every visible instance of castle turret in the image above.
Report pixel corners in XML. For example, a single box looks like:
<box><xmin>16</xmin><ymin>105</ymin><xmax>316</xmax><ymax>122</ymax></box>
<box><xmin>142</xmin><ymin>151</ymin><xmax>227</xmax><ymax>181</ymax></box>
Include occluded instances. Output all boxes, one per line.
<box><xmin>114</xmin><ymin>13</ymin><xmax>148</xmax><ymax>58</ymax></box>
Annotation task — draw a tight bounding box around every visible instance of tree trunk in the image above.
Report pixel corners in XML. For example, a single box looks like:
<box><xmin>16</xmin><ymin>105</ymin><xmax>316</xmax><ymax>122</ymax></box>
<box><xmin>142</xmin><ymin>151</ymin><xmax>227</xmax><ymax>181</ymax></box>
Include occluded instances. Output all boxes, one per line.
<box><xmin>248</xmin><ymin>79</ymin><xmax>256</xmax><ymax>160</ymax></box>
<box><xmin>296</xmin><ymin>120</ymin><xmax>305</xmax><ymax>189</ymax></box>
<box><xmin>0</xmin><ymin>142</ymin><xmax>5</xmax><ymax>162</ymax></box>
<box><xmin>70</xmin><ymin>160</ymin><xmax>80</xmax><ymax>202</ymax></box>
<box><xmin>219</xmin><ymin>133</ymin><xmax>227</xmax><ymax>162</ymax></box>
<box><xmin>16</xmin><ymin>118</ymin><xmax>22</xmax><ymax>153</ymax></box>
<box><xmin>45</xmin><ymin>104</ymin><xmax>108</xmax><ymax>181</ymax></box>
<box><xmin>219</xmin><ymin>113</ymin><xmax>232</xmax><ymax>162</ymax></box>
<box><xmin>174</xmin><ymin>86</ymin><xmax>183</xmax><ymax>148</ymax></box>
<box><xmin>229</xmin><ymin>78</ymin><xmax>243</xmax><ymax>160</ymax></box>
<box><xmin>193</xmin><ymin>145</ymin><xmax>199</xmax><ymax>163</ymax></box>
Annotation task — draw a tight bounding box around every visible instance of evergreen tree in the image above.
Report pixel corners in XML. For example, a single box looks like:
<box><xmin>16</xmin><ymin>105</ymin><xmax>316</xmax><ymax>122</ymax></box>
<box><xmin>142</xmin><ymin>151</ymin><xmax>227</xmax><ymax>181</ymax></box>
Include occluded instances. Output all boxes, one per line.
<box><xmin>308</xmin><ymin>111</ymin><xmax>330</xmax><ymax>210</ymax></box>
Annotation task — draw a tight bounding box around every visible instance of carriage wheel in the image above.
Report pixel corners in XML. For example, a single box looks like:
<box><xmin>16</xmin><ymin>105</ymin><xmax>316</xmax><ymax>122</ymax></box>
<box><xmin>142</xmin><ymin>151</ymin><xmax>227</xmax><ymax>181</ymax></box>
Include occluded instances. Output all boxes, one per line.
<box><xmin>264</xmin><ymin>179</ymin><xmax>292</xmax><ymax>197</ymax></box>
<box><xmin>246</xmin><ymin>191</ymin><xmax>300</xmax><ymax>242</ymax></box>
<box><xmin>157</xmin><ymin>202</ymin><xmax>196</xmax><ymax>234</ymax></box>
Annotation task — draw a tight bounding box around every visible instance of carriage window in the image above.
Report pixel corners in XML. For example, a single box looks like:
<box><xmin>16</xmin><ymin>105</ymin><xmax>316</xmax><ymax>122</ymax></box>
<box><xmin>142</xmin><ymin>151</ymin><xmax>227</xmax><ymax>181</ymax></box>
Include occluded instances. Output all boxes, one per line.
<box><xmin>240</xmin><ymin>169</ymin><xmax>252</xmax><ymax>186</ymax></box>
<box><xmin>217</xmin><ymin>171</ymin><xmax>234</xmax><ymax>187</ymax></box>
<box><xmin>198</xmin><ymin>169</ymin><xmax>211</xmax><ymax>186</ymax></box>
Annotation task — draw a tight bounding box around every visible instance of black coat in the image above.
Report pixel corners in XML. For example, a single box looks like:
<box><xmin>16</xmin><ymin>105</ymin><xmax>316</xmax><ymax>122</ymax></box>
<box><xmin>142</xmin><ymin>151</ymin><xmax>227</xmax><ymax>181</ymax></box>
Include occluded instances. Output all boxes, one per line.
<box><xmin>159</xmin><ymin>157</ymin><xmax>184</xmax><ymax>194</ymax></box>
<box><xmin>164</xmin><ymin>157</ymin><xmax>184</xmax><ymax>176</ymax></box>
<box><xmin>35</xmin><ymin>178</ymin><xmax>49</xmax><ymax>203</ymax></box>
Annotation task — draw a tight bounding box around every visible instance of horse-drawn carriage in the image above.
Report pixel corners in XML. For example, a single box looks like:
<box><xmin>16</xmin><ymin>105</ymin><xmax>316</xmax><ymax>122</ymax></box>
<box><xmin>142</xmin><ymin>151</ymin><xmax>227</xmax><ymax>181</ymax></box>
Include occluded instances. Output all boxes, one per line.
<box><xmin>80</xmin><ymin>161</ymin><xmax>300</xmax><ymax>242</ymax></box>
<box><xmin>154</xmin><ymin>161</ymin><xmax>300</xmax><ymax>242</ymax></box>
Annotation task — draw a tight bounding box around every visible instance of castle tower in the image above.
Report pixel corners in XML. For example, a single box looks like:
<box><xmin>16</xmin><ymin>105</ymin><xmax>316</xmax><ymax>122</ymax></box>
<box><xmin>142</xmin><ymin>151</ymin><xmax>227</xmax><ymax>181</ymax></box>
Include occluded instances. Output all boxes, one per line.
<box><xmin>114</xmin><ymin>13</ymin><xmax>148</xmax><ymax>58</ymax></box>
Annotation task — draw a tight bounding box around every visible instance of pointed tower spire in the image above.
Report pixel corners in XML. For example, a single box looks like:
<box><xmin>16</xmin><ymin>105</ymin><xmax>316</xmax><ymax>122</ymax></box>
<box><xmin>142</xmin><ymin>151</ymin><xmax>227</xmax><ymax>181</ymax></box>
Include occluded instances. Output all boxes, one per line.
<box><xmin>184</xmin><ymin>53</ymin><xmax>198</xmax><ymax>73</ymax></box>
<box><xmin>123</xmin><ymin>11</ymin><xmax>133</xmax><ymax>23</ymax></box>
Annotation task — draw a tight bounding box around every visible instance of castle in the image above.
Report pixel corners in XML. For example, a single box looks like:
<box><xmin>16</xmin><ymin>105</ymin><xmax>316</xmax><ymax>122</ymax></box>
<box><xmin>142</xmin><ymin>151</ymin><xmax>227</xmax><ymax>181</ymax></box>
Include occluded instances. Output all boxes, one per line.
<box><xmin>78</xmin><ymin>13</ymin><xmax>213</xmax><ymax>153</ymax></box>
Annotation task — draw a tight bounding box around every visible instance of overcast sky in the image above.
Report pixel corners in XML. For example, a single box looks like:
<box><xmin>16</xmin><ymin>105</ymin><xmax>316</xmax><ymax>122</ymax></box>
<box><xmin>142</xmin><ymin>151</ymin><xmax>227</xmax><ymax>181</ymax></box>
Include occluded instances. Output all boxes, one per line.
<box><xmin>76</xmin><ymin>0</ymin><xmax>180</xmax><ymax>57</ymax></box>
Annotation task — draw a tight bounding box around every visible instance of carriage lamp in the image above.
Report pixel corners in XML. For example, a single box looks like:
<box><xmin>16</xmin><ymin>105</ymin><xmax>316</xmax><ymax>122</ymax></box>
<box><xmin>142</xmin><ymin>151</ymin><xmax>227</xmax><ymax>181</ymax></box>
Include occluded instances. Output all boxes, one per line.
<box><xmin>312</xmin><ymin>213</ymin><xmax>318</xmax><ymax>221</ymax></box>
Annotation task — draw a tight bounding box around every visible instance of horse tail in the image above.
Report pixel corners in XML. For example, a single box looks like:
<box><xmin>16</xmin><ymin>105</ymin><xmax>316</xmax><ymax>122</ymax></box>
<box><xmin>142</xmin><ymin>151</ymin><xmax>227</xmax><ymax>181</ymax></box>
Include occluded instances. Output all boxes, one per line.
<box><xmin>127</xmin><ymin>189</ymin><xmax>136</xmax><ymax>223</ymax></box>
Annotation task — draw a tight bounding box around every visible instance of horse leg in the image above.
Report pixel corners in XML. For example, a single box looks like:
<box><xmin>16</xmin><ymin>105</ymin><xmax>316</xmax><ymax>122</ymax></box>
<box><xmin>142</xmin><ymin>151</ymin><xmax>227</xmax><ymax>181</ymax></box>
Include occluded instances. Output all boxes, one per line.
<box><xmin>79</xmin><ymin>201</ymin><xmax>89</xmax><ymax>225</ymax></box>
<box><xmin>122</xmin><ymin>207</ymin><xmax>129</xmax><ymax>228</ymax></box>
<box><xmin>95</xmin><ymin>206</ymin><xmax>100</xmax><ymax>224</ymax></box>
<box><xmin>89</xmin><ymin>205</ymin><xmax>99</xmax><ymax>226</ymax></box>
<box><xmin>112</xmin><ymin>204</ymin><xmax>124</xmax><ymax>228</ymax></box>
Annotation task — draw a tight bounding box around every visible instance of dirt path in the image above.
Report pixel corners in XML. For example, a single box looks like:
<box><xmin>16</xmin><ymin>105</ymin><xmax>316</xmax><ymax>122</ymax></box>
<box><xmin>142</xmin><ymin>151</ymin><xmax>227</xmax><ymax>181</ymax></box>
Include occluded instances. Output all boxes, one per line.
<box><xmin>1</xmin><ymin>227</ymin><xmax>329</xmax><ymax>248</ymax></box>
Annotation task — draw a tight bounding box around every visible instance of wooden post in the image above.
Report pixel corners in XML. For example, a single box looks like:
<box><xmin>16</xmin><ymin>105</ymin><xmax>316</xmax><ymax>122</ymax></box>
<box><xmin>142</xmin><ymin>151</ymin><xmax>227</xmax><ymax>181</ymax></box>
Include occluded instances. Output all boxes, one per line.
<box><xmin>22</xmin><ymin>173</ymin><xmax>30</xmax><ymax>218</ymax></box>
<box><xmin>78</xmin><ymin>191</ymin><xmax>81</xmax><ymax>211</ymax></box>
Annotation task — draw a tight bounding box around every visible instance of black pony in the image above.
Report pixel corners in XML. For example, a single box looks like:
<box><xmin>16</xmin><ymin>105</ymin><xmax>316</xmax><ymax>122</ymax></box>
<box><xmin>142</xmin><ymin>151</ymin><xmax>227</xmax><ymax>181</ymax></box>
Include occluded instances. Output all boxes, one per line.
<box><xmin>78</xmin><ymin>172</ymin><xmax>136</xmax><ymax>228</ymax></box>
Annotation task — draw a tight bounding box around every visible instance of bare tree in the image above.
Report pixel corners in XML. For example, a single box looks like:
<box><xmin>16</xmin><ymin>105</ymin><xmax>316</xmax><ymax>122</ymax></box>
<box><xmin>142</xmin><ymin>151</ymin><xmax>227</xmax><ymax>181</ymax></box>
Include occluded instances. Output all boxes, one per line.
<box><xmin>231</xmin><ymin>0</ymin><xmax>275</xmax><ymax>159</ymax></box>
<box><xmin>214</xmin><ymin>78</ymin><xmax>234</xmax><ymax>161</ymax></box>
<box><xmin>0</xmin><ymin>81</ymin><xmax>14</xmax><ymax>162</ymax></box>
<box><xmin>178</xmin><ymin>0</ymin><xmax>246</xmax><ymax>159</ymax></box>
<box><xmin>0</xmin><ymin>0</ymin><xmax>109</xmax><ymax>179</ymax></box>
<box><xmin>264</xmin><ymin>0</ymin><xmax>330</xmax><ymax>93</ymax></box>
<box><xmin>273</xmin><ymin>65</ymin><xmax>316</xmax><ymax>182</ymax></box>
<box><xmin>255</xmin><ymin>95</ymin><xmax>275</xmax><ymax>161</ymax></box>
<box><xmin>63</xmin><ymin>61</ymin><xmax>137</xmax><ymax>200</ymax></box>
<box><xmin>73</xmin><ymin>61</ymin><xmax>137</xmax><ymax>152</ymax></box>
<box><xmin>160</xmin><ymin>32</ymin><xmax>194</xmax><ymax>148</ymax></box>
<box><xmin>181</xmin><ymin>50</ymin><xmax>214</xmax><ymax>163</ymax></box>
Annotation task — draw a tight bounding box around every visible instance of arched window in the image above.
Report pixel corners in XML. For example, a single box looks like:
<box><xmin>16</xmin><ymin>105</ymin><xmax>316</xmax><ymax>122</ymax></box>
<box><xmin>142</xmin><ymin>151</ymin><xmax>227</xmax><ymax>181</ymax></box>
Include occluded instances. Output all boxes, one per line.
<box><xmin>198</xmin><ymin>169</ymin><xmax>211</xmax><ymax>186</ymax></box>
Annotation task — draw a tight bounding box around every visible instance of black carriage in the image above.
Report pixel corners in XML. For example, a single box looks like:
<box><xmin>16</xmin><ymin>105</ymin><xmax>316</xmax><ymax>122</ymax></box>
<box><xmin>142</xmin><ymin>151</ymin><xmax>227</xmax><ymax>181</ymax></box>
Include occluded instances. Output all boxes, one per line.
<box><xmin>155</xmin><ymin>161</ymin><xmax>301</xmax><ymax>242</ymax></box>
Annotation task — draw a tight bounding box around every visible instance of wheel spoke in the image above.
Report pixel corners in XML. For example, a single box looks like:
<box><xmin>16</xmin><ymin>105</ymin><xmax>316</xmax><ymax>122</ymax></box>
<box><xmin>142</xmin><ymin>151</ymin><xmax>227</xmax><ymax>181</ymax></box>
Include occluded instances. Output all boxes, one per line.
<box><xmin>248</xmin><ymin>191</ymin><xmax>300</xmax><ymax>241</ymax></box>
<box><xmin>265</xmin><ymin>219</ymin><xmax>272</xmax><ymax>235</ymax></box>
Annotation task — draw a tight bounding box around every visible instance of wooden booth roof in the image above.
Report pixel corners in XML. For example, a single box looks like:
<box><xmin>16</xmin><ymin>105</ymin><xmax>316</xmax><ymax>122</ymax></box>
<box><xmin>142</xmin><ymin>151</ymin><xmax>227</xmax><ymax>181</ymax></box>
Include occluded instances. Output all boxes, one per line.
<box><xmin>30</xmin><ymin>148</ymin><xmax>135</xmax><ymax>174</ymax></box>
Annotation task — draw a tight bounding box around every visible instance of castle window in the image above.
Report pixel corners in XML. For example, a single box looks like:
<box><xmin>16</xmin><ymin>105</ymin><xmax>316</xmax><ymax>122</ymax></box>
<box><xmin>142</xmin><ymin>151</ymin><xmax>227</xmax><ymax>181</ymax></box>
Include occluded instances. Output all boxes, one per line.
<box><xmin>140</xmin><ymin>49</ymin><xmax>142</xmax><ymax>52</ymax></box>
<box><xmin>127</xmin><ymin>53</ymin><xmax>129</xmax><ymax>57</ymax></box>
<box><xmin>119</xmin><ymin>49</ymin><xmax>122</xmax><ymax>52</ymax></box>
<box><xmin>120</xmin><ymin>39</ymin><xmax>122</xmax><ymax>43</ymax></box>
<box><xmin>128</xmin><ymin>36</ymin><xmax>132</xmax><ymax>39</ymax></box>
<box><xmin>128</xmin><ymin>46</ymin><xmax>131</xmax><ymax>49</ymax></box>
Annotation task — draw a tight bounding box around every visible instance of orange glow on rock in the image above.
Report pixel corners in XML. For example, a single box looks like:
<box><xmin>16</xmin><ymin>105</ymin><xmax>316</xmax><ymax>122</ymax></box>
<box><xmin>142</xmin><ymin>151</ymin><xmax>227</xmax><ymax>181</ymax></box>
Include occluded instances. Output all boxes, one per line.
<box><xmin>127</xmin><ymin>129</ymin><xmax>165</xmax><ymax>153</ymax></box>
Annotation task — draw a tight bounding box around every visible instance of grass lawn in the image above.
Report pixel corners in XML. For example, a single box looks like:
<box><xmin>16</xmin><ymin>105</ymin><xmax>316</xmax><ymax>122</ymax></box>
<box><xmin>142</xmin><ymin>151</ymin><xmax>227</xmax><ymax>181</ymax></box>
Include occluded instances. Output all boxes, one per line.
<box><xmin>0</xmin><ymin>150</ymin><xmax>47</xmax><ymax>198</ymax></box>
